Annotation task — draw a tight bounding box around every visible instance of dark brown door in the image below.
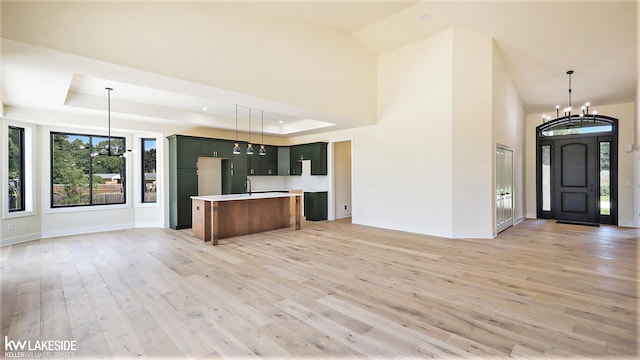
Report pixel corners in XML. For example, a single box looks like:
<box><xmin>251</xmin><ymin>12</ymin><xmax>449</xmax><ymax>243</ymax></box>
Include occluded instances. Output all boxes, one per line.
<box><xmin>553</xmin><ymin>137</ymin><xmax>598</xmax><ymax>223</ymax></box>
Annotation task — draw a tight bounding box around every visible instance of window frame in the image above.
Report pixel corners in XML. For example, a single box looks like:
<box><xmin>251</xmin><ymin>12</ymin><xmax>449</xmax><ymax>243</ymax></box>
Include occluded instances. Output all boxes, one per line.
<box><xmin>50</xmin><ymin>130</ymin><xmax>127</xmax><ymax>209</ymax></box>
<box><xmin>141</xmin><ymin>137</ymin><xmax>157</xmax><ymax>204</ymax></box>
<box><xmin>8</xmin><ymin>126</ymin><xmax>25</xmax><ymax>212</ymax></box>
<box><xmin>3</xmin><ymin>120</ymin><xmax>35</xmax><ymax>219</ymax></box>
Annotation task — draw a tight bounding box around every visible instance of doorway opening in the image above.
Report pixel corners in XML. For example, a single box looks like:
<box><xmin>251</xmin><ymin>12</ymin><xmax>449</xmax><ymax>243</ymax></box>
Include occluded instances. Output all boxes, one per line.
<box><xmin>536</xmin><ymin>115</ymin><xmax>618</xmax><ymax>225</ymax></box>
<box><xmin>333</xmin><ymin>141</ymin><xmax>352</xmax><ymax>221</ymax></box>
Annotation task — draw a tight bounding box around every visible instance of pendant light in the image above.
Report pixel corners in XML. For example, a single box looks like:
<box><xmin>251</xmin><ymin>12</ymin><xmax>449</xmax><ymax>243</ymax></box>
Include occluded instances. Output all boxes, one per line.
<box><xmin>247</xmin><ymin>107</ymin><xmax>254</xmax><ymax>155</ymax></box>
<box><xmin>91</xmin><ymin>87</ymin><xmax>130</xmax><ymax>158</ymax></box>
<box><xmin>106</xmin><ymin>87</ymin><xmax>114</xmax><ymax>156</ymax></box>
<box><xmin>96</xmin><ymin>87</ymin><xmax>123</xmax><ymax>157</ymax></box>
<box><xmin>258</xmin><ymin>109</ymin><xmax>266</xmax><ymax>156</ymax></box>
<box><xmin>232</xmin><ymin>104</ymin><xmax>241</xmax><ymax>154</ymax></box>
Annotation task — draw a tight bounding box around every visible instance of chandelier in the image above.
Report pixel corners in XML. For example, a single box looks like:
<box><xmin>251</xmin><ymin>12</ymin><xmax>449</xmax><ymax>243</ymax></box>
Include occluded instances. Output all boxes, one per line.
<box><xmin>542</xmin><ymin>70</ymin><xmax>597</xmax><ymax>123</ymax></box>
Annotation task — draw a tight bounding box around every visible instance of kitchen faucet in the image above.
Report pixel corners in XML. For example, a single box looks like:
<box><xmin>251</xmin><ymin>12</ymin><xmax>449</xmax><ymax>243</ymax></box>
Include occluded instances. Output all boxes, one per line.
<box><xmin>245</xmin><ymin>178</ymin><xmax>252</xmax><ymax>195</ymax></box>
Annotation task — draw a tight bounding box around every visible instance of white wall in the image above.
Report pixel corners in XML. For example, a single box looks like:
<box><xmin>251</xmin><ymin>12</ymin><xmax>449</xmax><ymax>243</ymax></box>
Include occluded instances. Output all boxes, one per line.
<box><xmin>491</xmin><ymin>43</ymin><xmax>526</xmax><ymax>229</ymax></box>
<box><xmin>358</xmin><ymin>31</ymin><xmax>454</xmax><ymax>237</ymax></box>
<box><xmin>291</xmin><ymin>30</ymin><xmax>524</xmax><ymax>239</ymax></box>
<box><xmin>525</xmin><ymin>102</ymin><xmax>636</xmax><ymax>226</ymax></box>
<box><xmin>450</xmin><ymin>30</ymin><xmax>494</xmax><ymax>238</ymax></box>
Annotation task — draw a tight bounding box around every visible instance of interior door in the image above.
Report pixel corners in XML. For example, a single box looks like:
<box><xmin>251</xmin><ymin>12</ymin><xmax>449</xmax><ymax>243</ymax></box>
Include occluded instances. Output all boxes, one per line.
<box><xmin>496</xmin><ymin>147</ymin><xmax>514</xmax><ymax>233</ymax></box>
<box><xmin>553</xmin><ymin>137</ymin><xmax>598</xmax><ymax>223</ymax></box>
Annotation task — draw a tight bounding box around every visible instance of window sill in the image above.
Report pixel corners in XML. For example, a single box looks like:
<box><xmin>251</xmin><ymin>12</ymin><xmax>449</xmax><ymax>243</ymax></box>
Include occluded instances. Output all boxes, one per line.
<box><xmin>3</xmin><ymin>210</ymin><xmax>37</xmax><ymax>220</ymax></box>
<box><xmin>45</xmin><ymin>203</ymin><xmax>131</xmax><ymax>214</ymax></box>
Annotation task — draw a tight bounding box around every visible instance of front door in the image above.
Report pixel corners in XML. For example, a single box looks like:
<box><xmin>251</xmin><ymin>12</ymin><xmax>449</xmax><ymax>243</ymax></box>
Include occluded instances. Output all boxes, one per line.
<box><xmin>553</xmin><ymin>137</ymin><xmax>598</xmax><ymax>223</ymax></box>
<box><xmin>536</xmin><ymin>114</ymin><xmax>617</xmax><ymax>225</ymax></box>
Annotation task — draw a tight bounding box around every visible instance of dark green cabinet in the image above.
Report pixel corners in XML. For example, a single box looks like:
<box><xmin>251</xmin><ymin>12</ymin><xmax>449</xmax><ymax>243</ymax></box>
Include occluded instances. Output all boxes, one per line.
<box><xmin>200</xmin><ymin>139</ymin><xmax>231</xmax><ymax>158</ymax></box>
<box><xmin>290</xmin><ymin>142</ymin><xmax>327</xmax><ymax>175</ymax></box>
<box><xmin>168</xmin><ymin>135</ymin><xmax>201</xmax><ymax>229</ymax></box>
<box><xmin>222</xmin><ymin>160</ymin><xmax>248</xmax><ymax>194</ymax></box>
<box><xmin>169</xmin><ymin>134</ymin><xmax>328</xmax><ymax>228</ymax></box>
<box><xmin>264</xmin><ymin>145</ymin><xmax>279</xmax><ymax>175</ymax></box>
<box><xmin>231</xmin><ymin>168</ymin><xmax>248</xmax><ymax>193</ymax></box>
<box><xmin>169</xmin><ymin>135</ymin><xmax>237</xmax><ymax>229</ymax></box>
<box><xmin>290</xmin><ymin>145</ymin><xmax>304</xmax><ymax>175</ymax></box>
<box><xmin>304</xmin><ymin>191</ymin><xmax>328</xmax><ymax>221</ymax></box>
<box><xmin>248</xmin><ymin>145</ymin><xmax>278</xmax><ymax>175</ymax></box>
<box><xmin>176</xmin><ymin>137</ymin><xmax>200</xmax><ymax>169</ymax></box>
<box><xmin>176</xmin><ymin>168</ymin><xmax>198</xmax><ymax>226</ymax></box>
<box><xmin>222</xmin><ymin>142</ymin><xmax>249</xmax><ymax>194</ymax></box>
<box><xmin>308</xmin><ymin>142</ymin><xmax>327</xmax><ymax>175</ymax></box>
<box><xmin>278</xmin><ymin>147</ymin><xmax>290</xmax><ymax>175</ymax></box>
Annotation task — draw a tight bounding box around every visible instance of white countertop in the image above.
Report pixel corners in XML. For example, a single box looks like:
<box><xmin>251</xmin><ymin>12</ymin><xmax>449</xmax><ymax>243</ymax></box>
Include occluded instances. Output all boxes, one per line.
<box><xmin>191</xmin><ymin>192</ymin><xmax>301</xmax><ymax>202</ymax></box>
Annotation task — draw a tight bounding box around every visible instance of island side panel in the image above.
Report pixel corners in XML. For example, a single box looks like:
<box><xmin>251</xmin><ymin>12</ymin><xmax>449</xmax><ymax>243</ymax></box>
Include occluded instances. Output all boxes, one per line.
<box><xmin>192</xmin><ymin>198</ymin><xmax>211</xmax><ymax>242</ymax></box>
<box><xmin>248</xmin><ymin>197</ymin><xmax>291</xmax><ymax>234</ymax></box>
<box><xmin>217</xmin><ymin>200</ymin><xmax>250</xmax><ymax>239</ymax></box>
<box><xmin>211</xmin><ymin>201</ymin><xmax>219</xmax><ymax>245</ymax></box>
<box><xmin>289</xmin><ymin>189</ymin><xmax>303</xmax><ymax>224</ymax></box>
<box><xmin>295</xmin><ymin>196</ymin><xmax>301</xmax><ymax>230</ymax></box>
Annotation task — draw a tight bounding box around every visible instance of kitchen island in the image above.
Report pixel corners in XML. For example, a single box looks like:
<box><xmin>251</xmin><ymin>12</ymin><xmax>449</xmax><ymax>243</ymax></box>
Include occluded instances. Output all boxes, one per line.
<box><xmin>191</xmin><ymin>192</ymin><xmax>302</xmax><ymax>245</ymax></box>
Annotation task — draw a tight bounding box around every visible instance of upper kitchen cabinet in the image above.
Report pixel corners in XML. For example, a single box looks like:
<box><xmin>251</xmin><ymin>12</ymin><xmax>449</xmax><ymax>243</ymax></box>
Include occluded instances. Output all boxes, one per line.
<box><xmin>289</xmin><ymin>145</ymin><xmax>304</xmax><ymax>175</ymax></box>
<box><xmin>169</xmin><ymin>134</ymin><xmax>232</xmax><ymax>166</ymax></box>
<box><xmin>308</xmin><ymin>142</ymin><xmax>328</xmax><ymax>175</ymax></box>
<box><xmin>290</xmin><ymin>142</ymin><xmax>328</xmax><ymax>175</ymax></box>
<box><xmin>200</xmin><ymin>138</ymin><xmax>232</xmax><ymax>158</ymax></box>
<box><xmin>249</xmin><ymin>145</ymin><xmax>278</xmax><ymax>175</ymax></box>
<box><xmin>264</xmin><ymin>145</ymin><xmax>279</xmax><ymax>175</ymax></box>
<box><xmin>278</xmin><ymin>147</ymin><xmax>291</xmax><ymax>175</ymax></box>
<box><xmin>170</xmin><ymin>135</ymin><xmax>200</xmax><ymax>169</ymax></box>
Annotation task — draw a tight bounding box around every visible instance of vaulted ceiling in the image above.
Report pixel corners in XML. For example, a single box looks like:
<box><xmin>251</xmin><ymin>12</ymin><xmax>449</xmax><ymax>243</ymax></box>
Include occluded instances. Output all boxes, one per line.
<box><xmin>1</xmin><ymin>1</ymin><xmax>637</xmax><ymax>135</ymax></box>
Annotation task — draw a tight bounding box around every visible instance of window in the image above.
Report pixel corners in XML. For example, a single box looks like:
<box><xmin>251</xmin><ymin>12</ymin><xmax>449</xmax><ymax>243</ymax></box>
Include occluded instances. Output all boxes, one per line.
<box><xmin>541</xmin><ymin>145</ymin><xmax>551</xmax><ymax>211</ymax></box>
<box><xmin>600</xmin><ymin>141</ymin><xmax>610</xmax><ymax>215</ymax></box>
<box><xmin>8</xmin><ymin>127</ymin><xmax>25</xmax><ymax>212</ymax></box>
<box><xmin>141</xmin><ymin>138</ymin><xmax>157</xmax><ymax>203</ymax></box>
<box><xmin>51</xmin><ymin>132</ymin><xmax>126</xmax><ymax>207</ymax></box>
<box><xmin>540</xmin><ymin>118</ymin><xmax>613</xmax><ymax>137</ymax></box>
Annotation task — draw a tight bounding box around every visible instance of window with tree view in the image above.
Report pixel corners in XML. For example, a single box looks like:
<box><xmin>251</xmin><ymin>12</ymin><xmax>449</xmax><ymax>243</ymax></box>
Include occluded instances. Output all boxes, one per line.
<box><xmin>51</xmin><ymin>132</ymin><xmax>126</xmax><ymax>207</ymax></box>
<box><xmin>8</xmin><ymin>126</ymin><xmax>25</xmax><ymax>212</ymax></box>
<box><xmin>141</xmin><ymin>138</ymin><xmax>157</xmax><ymax>203</ymax></box>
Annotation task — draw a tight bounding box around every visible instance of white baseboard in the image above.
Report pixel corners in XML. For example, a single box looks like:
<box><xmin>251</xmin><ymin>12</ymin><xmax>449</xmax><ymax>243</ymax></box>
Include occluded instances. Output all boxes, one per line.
<box><xmin>452</xmin><ymin>230</ymin><xmax>494</xmax><ymax>239</ymax></box>
<box><xmin>0</xmin><ymin>232</ymin><xmax>42</xmax><ymax>247</ymax></box>
<box><xmin>135</xmin><ymin>221</ymin><xmax>165</xmax><ymax>228</ymax></box>
<box><xmin>41</xmin><ymin>222</ymin><xmax>135</xmax><ymax>239</ymax></box>
<box><xmin>1</xmin><ymin>222</ymin><xmax>167</xmax><ymax>247</ymax></box>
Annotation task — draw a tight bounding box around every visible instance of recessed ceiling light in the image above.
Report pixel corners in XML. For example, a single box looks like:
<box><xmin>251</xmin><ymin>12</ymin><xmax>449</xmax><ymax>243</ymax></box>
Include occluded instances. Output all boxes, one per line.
<box><xmin>420</xmin><ymin>14</ymin><xmax>430</xmax><ymax>22</ymax></box>
<box><xmin>202</xmin><ymin>107</ymin><xmax>208</xmax><ymax>111</ymax></box>
<box><xmin>278</xmin><ymin>120</ymin><xmax>284</xmax><ymax>124</ymax></box>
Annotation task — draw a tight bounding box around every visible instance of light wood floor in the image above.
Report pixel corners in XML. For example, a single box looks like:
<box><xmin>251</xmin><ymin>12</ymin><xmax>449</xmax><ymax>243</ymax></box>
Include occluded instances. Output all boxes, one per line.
<box><xmin>1</xmin><ymin>219</ymin><xmax>638</xmax><ymax>358</ymax></box>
